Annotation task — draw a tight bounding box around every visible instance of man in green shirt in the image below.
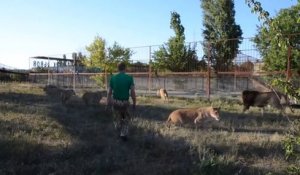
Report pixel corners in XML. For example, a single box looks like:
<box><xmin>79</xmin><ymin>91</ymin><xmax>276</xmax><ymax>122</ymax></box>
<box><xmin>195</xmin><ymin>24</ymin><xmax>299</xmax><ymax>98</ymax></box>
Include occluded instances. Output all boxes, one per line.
<box><xmin>107</xmin><ymin>62</ymin><xmax>136</xmax><ymax>141</ymax></box>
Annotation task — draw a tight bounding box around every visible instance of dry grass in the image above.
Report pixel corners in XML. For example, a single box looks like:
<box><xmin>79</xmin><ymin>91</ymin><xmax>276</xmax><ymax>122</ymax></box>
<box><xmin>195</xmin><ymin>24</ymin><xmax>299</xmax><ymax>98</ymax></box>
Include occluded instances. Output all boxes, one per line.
<box><xmin>0</xmin><ymin>82</ymin><xmax>299</xmax><ymax>175</ymax></box>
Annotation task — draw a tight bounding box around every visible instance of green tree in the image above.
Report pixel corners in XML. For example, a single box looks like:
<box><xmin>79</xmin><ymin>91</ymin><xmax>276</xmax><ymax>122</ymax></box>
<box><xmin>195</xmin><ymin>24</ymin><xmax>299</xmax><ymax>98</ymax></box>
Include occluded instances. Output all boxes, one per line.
<box><xmin>106</xmin><ymin>42</ymin><xmax>133</xmax><ymax>73</ymax></box>
<box><xmin>84</xmin><ymin>36</ymin><xmax>107</xmax><ymax>88</ymax></box>
<box><xmin>246</xmin><ymin>2</ymin><xmax>300</xmax><ymax>174</ymax></box>
<box><xmin>253</xmin><ymin>4</ymin><xmax>300</xmax><ymax>71</ymax></box>
<box><xmin>245</xmin><ymin>0</ymin><xmax>271</xmax><ymax>24</ymax></box>
<box><xmin>152</xmin><ymin>11</ymin><xmax>199</xmax><ymax>72</ymax></box>
<box><xmin>85</xmin><ymin>36</ymin><xmax>133</xmax><ymax>73</ymax></box>
<box><xmin>84</xmin><ymin>36</ymin><xmax>133</xmax><ymax>88</ymax></box>
<box><xmin>85</xmin><ymin>36</ymin><xmax>107</xmax><ymax>71</ymax></box>
<box><xmin>201</xmin><ymin>0</ymin><xmax>242</xmax><ymax>72</ymax></box>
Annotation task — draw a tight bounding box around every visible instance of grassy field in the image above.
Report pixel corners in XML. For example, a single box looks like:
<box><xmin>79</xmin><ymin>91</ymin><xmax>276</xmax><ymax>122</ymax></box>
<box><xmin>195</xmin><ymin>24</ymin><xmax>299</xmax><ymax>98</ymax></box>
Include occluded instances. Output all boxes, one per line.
<box><xmin>0</xmin><ymin>83</ymin><xmax>299</xmax><ymax>175</ymax></box>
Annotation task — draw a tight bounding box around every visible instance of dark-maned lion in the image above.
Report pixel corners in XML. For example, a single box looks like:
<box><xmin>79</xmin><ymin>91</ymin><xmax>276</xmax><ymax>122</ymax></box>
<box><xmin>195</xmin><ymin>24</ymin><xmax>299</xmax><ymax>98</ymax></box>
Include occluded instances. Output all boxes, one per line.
<box><xmin>166</xmin><ymin>106</ymin><xmax>220</xmax><ymax>128</ymax></box>
<box><xmin>82</xmin><ymin>90</ymin><xmax>107</xmax><ymax>106</ymax></box>
<box><xmin>242</xmin><ymin>90</ymin><xmax>292</xmax><ymax>116</ymax></box>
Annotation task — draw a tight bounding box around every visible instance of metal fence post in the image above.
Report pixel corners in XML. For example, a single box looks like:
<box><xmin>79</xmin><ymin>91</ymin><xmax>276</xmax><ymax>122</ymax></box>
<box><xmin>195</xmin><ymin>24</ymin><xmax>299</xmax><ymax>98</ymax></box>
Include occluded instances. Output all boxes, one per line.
<box><xmin>73</xmin><ymin>65</ymin><xmax>76</xmax><ymax>91</ymax></box>
<box><xmin>207</xmin><ymin>42</ymin><xmax>211</xmax><ymax>101</ymax></box>
<box><xmin>234</xmin><ymin>40</ymin><xmax>237</xmax><ymax>91</ymax></box>
<box><xmin>105</xmin><ymin>71</ymin><xmax>108</xmax><ymax>91</ymax></box>
<box><xmin>287</xmin><ymin>35</ymin><xmax>292</xmax><ymax>81</ymax></box>
<box><xmin>148</xmin><ymin>46</ymin><xmax>152</xmax><ymax>93</ymax></box>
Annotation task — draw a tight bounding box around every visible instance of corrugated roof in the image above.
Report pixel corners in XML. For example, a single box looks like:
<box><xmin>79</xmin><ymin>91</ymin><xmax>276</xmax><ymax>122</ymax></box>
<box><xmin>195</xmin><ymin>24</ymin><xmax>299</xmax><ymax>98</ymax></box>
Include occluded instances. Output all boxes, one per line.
<box><xmin>30</xmin><ymin>56</ymin><xmax>74</xmax><ymax>62</ymax></box>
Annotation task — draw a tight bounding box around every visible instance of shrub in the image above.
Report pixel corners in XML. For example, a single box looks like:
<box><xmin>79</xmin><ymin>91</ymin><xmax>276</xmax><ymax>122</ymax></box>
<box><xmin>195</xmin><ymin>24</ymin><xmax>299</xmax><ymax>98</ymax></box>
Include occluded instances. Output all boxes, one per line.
<box><xmin>283</xmin><ymin>120</ymin><xmax>300</xmax><ymax>175</ymax></box>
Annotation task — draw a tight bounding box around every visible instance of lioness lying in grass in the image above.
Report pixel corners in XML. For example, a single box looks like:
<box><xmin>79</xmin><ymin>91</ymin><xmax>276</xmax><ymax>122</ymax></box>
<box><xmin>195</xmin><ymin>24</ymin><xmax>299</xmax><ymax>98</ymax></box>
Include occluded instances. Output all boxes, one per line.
<box><xmin>166</xmin><ymin>106</ymin><xmax>220</xmax><ymax>128</ymax></box>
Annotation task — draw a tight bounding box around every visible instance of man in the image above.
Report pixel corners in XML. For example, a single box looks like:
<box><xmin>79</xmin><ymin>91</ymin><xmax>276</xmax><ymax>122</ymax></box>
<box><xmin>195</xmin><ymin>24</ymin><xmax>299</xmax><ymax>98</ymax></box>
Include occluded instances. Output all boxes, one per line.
<box><xmin>107</xmin><ymin>62</ymin><xmax>136</xmax><ymax>141</ymax></box>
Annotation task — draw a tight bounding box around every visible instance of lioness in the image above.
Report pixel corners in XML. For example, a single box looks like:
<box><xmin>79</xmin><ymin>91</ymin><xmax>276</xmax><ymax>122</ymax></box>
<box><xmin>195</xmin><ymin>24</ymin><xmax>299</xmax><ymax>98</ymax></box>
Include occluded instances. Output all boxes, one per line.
<box><xmin>82</xmin><ymin>90</ymin><xmax>107</xmax><ymax>106</ymax></box>
<box><xmin>43</xmin><ymin>85</ymin><xmax>60</xmax><ymax>96</ymax></box>
<box><xmin>64</xmin><ymin>95</ymin><xmax>85</xmax><ymax>107</ymax></box>
<box><xmin>157</xmin><ymin>88</ymin><xmax>168</xmax><ymax>101</ymax></box>
<box><xmin>60</xmin><ymin>89</ymin><xmax>76</xmax><ymax>104</ymax></box>
<box><xmin>166</xmin><ymin>106</ymin><xmax>220</xmax><ymax>128</ymax></box>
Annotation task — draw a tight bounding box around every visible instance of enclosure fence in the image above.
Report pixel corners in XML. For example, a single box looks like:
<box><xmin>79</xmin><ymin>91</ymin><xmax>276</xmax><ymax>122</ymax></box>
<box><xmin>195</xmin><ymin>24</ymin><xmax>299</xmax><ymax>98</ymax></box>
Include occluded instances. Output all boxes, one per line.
<box><xmin>28</xmin><ymin>36</ymin><xmax>300</xmax><ymax>100</ymax></box>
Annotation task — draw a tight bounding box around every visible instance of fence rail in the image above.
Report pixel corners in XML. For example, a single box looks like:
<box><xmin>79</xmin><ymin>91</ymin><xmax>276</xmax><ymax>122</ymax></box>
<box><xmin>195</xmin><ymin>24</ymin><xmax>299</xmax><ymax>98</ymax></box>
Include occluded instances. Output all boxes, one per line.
<box><xmin>23</xmin><ymin>35</ymin><xmax>300</xmax><ymax>99</ymax></box>
<box><xmin>28</xmin><ymin>70</ymin><xmax>298</xmax><ymax>100</ymax></box>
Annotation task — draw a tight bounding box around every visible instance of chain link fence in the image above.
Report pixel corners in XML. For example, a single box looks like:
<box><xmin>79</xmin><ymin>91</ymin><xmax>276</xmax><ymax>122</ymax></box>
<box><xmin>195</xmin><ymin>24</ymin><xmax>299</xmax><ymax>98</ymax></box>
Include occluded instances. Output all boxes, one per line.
<box><xmin>28</xmin><ymin>36</ymin><xmax>300</xmax><ymax>99</ymax></box>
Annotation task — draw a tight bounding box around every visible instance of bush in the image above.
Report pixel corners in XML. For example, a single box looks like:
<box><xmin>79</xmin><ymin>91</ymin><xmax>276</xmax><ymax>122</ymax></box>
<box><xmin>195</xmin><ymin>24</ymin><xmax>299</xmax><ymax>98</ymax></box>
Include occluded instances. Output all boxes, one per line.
<box><xmin>283</xmin><ymin>120</ymin><xmax>300</xmax><ymax>175</ymax></box>
<box><xmin>90</xmin><ymin>74</ymin><xmax>106</xmax><ymax>89</ymax></box>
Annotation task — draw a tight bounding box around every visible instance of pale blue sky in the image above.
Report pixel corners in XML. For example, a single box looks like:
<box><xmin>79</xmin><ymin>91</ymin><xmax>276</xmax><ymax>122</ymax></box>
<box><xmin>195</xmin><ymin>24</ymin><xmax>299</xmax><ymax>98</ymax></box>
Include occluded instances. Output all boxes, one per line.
<box><xmin>0</xmin><ymin>0</ymin><xmax>298</xmax><ymax>69</ymax></box>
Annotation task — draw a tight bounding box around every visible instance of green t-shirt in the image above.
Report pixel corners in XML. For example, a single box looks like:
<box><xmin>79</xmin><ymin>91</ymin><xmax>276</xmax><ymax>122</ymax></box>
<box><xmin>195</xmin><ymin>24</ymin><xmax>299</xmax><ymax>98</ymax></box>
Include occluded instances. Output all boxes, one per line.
<box><xmin>109</xmin><ymin>72</ymin><xmax>134</xmax><ymax>100</ymax></box>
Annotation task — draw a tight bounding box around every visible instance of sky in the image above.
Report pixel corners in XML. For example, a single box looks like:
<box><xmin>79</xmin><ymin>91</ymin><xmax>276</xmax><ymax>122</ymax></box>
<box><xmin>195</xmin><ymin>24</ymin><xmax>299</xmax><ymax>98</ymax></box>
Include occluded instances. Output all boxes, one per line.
<box><xmin>0</xmin><ymin>0</ymin><xmax>298</xmax><ymax>69</ymax></box>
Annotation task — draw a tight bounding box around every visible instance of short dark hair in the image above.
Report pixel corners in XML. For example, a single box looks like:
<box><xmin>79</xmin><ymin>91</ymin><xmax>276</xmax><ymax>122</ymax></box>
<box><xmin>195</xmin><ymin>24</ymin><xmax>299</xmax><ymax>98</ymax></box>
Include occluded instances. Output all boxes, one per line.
<box><xmin>117</xmin><ymin>62</ymin><xmax>126</xmax><ymax>71</ymax></box>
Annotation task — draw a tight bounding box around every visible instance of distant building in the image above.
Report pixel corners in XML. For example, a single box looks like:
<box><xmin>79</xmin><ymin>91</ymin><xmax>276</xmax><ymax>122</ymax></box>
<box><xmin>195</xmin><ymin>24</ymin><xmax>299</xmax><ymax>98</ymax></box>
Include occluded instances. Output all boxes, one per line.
<box><xmin>254</xmin><ymin>61</ymin><xmax>264</xmax><ymax>72</ymax></box>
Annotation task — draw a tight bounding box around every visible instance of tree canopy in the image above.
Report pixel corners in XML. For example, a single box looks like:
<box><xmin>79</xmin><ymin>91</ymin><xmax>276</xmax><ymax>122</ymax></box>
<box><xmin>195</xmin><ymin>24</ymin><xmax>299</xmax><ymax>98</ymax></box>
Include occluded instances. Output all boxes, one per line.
<box><xmin>106</xmin><ymin>42</ymin><xmax>133</xmax><ymax>73</ymax></box>
<box><xmin>201</xmin><ymin>0</ymin><xmax>242</xmax><ymax>72</ymax></box>
<box><xmin>84</xmin><ymin>36</ymin><xmax>133</xmax><ymax>73</ymax></box>
<box><xmin>152</xmin><ymin>11</ymin><xmax>200</xmax><ymax>72</ymax></box>
<box><xmin>246</xmin><ymin>2</ymin><xmax>300</xmax><ymax>174</ymax></box>
<box><xmin>85</xmin><ymin>36</ymin><xmax>106</xmax><ymax>71</ymax></box>
<box><xmin>253</xmin><ymin>4</ymin><xmax>300</xmax><ymax>71</ymax></box>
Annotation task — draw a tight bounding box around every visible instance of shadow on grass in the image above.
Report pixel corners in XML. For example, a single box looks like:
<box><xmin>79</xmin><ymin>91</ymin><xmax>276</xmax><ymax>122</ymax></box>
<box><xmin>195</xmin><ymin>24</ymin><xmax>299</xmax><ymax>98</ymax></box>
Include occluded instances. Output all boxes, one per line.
<box><xmin>213</xmin><ymin>111</ymin><xmax>297</xmax><ymax>134</ymax></box>
<box><xmin>0</xmin><ymin>137</ymin><xmax>51</xmax><ymax>174</ymax></box>
<box><xmin>0</xmin><ymin>90</ymin><xmax>293</xmax><ymax>174</ymax></box>
<box><xmin>134</xmin><ymin>104</ymin><xmax>176</xmax><ymax>122</ymax></box>
<box><xmin>207</xmin><ymin>141</ymin><xmax>284</xmax><ymax>159</ymax></box>
<box><xmin>135</xmin><ymin>104</ymin><xmax>295</xmax><ymax>135</ymax></box>
<box><xmin>0</xmin><ymin>92</ymin><xmax>58</xmax><ymax>108</ymax></box>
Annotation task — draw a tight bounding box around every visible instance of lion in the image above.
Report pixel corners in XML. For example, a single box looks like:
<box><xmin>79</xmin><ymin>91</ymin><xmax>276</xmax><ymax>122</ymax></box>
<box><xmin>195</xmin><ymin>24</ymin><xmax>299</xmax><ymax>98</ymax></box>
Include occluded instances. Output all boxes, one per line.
<box><xmin>157</xmin><ymin>88</ymin><xmax>168</xmax><ymax>101</ymax></box>
<box><xmin>60</xmin><ymin>89</ymin><xmax>76</xmax><ymax>104</ymax></box>
<box><xmin>43</xmin><ymin>85</ymin><xmax>60</xmax><ymax>96</ymax></box>
<box><xmin>64</xmin><ymin>95</ymin><xmax>85</xmax><ymax>107</ymax></box>
<box><xmin>242</xmin><ymin>90</ymin><xmax>292</xmax><ymax>116</ymax></box>
<box><xmin>82</xmin><ymin>90</ymin><xmax>107</xmax><ymax>106</ymax></box>
<box><xmin>166</xmin><ymin>106</ymin><xmax>220</xmax><ymax>128</ymax></box>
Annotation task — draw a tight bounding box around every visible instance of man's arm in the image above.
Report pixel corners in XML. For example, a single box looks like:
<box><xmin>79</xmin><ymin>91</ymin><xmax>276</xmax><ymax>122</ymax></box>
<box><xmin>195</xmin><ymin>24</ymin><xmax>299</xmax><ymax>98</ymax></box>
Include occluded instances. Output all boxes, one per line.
<box><xmin>107</xmin><ymin>87</ymin><xmax>113</xmax><ymax>105</ymax></box>
<box><xmin>130</xmin><ymin>85</ymin><xmax>136</xmax><ymax>109</ymax></box>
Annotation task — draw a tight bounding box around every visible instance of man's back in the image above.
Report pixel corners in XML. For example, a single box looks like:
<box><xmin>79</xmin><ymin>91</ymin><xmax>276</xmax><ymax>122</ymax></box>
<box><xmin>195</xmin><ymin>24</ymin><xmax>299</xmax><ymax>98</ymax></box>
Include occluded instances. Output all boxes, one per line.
<box><xmin>110</xmin><ymin>72</ymin><xmax>134</xmax><ymax>101</ymax></box>
<box><xmin>107</xmin><ymin>62</ymin><xmax>136</xmax><ymax>141</ymax></box>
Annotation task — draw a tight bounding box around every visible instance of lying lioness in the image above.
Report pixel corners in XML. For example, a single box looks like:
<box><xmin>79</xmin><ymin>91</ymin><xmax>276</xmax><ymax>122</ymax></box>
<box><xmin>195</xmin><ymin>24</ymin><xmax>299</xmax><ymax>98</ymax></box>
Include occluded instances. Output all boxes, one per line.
<box><xmin>166</xmin><ymin>106</ymin><xmax>220</xmax><ymax>127</ymax></box>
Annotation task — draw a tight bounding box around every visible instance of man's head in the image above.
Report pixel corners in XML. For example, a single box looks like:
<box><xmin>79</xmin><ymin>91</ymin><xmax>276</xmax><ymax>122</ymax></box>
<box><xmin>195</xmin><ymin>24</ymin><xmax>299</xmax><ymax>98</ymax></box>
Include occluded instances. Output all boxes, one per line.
<box><xmin>117</xmin><ymin>62</ymin><xmax>126</xmax><ymax>72</ymax></box>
